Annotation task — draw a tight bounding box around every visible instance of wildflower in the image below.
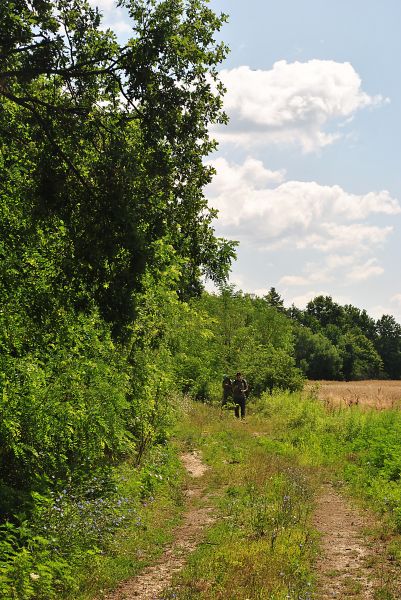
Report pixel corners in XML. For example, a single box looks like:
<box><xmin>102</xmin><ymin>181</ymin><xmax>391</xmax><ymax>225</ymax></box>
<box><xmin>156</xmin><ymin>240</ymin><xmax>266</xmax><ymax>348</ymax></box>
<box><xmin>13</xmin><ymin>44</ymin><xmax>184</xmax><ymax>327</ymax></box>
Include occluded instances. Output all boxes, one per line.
<box><xmin>30</xmin><ymin>573</ymin><xmax>40</xmax><ymax>581</ymax></box>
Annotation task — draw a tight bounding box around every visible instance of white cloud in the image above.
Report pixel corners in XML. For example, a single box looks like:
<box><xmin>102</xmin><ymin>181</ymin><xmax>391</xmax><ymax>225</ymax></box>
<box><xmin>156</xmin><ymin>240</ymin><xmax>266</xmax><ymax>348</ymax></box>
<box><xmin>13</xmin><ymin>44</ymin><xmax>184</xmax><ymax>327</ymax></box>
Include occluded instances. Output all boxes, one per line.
<box><xmin>207</xmin><ymin>158</ymin><xmax>400</xmax><ymax>247</ymax></box>
<box><xmin>88</xmin><ymin>0</ymin><xmax>131</xmax><ymax>38</ymax></box>
<box><xmin>279</xmin><ymin>254</ymin><xmax>385</xmax><ymax>288</ymax></box>
<box><xmin>207</xmin><ymin>157</ymin><xmax>400</xmax><ymax>289</ymax></box>
<box><xmin>390</xmin><ymin>294</ymin><xmax>401</xmax><ymax>307</ymax></box>
<box><xmin>297</xmin><ymin>223</ymin><xmax>394</xmax><ymax>252</ymax></box>
<box><xmin>333</xmin><ymin>190</ymin><xmax>399</xmax><ymax>219</ymax></box>
<box><xmin>346</xmin><ymin>258</ymin><xmax>384</xmax><ymax>282</ymax></box>
<box><xmin>279</xmin><ymin>275</ymin><xmax>311</xmax><ymax>286</ymax></box>
<box><xmin>369</xmin><ymin>304</ymin><xmax>401</xmax><ymax>322</ymax></box>
<box><xmin>208</xmin><ymin>157</ymin><xmax>285</xmax><ymax>195</ymax></box>
<box><xmin>215</xmin><ymin>60</ymin><xmax>388</xmax><ymax>152</ymax></box>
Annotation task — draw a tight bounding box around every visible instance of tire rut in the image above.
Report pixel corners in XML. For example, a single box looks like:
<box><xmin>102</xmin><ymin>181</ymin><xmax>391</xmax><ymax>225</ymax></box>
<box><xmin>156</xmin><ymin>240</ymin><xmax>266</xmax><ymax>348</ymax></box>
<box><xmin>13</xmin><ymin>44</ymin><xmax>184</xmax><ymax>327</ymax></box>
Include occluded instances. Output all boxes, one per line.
<box><xmin>103</xmin><ymin>451</ymin><xmax>213</xmax><ymax>600</ymax></box>
<box><xmin>314</xmin><ymin>483</ymin><xmax>380</xmax><ymax>599</ymax></box>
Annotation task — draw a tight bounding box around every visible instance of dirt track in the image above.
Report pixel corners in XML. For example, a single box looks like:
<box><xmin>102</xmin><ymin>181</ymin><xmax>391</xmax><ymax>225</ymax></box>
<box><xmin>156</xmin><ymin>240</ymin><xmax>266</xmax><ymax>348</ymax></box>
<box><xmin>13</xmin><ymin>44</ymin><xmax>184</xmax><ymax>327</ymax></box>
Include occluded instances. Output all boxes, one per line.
<box><xmin>104</xmin><ymin>451</ymin><xmax>213</xmax><ymax>600</ymax></box>
<box><xmin>314</xmin><ymin>483</ymin><xmax>381</xmax><ymax>599</ymax></box>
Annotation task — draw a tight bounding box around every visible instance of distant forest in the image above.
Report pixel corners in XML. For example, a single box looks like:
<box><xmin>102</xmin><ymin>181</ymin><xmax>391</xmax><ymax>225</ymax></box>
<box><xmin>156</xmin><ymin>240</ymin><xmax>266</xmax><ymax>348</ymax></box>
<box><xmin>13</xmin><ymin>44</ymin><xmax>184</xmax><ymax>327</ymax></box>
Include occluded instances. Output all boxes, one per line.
<box><xmin>173</xmin><ymin>286</ymin><xmax>401</xmax><ymax>403</ymax></box>
<box><xmin>204</xmin><ymin>287</ymin><xmax>401</xmax><ymax>381</ymax></box>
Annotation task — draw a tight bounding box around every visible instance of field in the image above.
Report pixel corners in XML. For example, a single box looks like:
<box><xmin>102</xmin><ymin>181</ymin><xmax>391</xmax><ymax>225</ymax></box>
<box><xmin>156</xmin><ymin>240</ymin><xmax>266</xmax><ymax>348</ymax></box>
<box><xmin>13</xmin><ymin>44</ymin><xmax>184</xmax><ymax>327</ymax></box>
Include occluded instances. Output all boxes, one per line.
<box><xmin>307</xmin><ymin>379</ymin><xmax>401</xmax><ymax>409</ymax></box>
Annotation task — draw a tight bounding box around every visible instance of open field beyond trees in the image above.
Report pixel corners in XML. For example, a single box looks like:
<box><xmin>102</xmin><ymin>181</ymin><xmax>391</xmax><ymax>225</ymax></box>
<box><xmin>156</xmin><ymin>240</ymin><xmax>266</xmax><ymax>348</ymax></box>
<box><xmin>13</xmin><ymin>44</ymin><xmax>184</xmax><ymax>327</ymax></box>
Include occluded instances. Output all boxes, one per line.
<box><xmin>307</xmin><ymin>380</ymin><xmax>401</xmax><ymax>409</ymax></box>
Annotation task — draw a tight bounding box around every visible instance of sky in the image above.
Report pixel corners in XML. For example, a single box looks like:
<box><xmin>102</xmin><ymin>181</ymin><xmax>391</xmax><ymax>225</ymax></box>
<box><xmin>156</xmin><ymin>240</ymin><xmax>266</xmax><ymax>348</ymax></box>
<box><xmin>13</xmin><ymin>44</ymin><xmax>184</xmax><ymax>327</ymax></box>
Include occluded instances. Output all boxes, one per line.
<box><xmin>91</xmin><ymin>0</ymin><xmax>401</xmax><ymax>321</ymax></box>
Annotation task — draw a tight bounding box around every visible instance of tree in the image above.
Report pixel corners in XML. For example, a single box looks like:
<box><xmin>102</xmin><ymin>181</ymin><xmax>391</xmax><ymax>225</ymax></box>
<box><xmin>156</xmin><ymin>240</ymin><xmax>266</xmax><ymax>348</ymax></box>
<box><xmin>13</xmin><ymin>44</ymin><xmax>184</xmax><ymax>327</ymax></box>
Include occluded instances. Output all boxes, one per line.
<box><xmin>0</xmin><ymin>0</ymin><xmax>237</xmax><ymax>519</ymax></box>
<box><xmin>187</xmin><ymin>289</ymin><xmax>303</xmax><ymax>396</ymax></box>
<box><xmin>264</xmin><ymin>287</ymin><xmax>285</xmax><ymax>312</ymax></box>
<box><xmin>375</xmin><ymin>315</ymin><xmax>401</xmax><ymax>379</ymax></box>
<box><xmin>339</xmin><ymin>331</ymin><xmax>383</xmax><ymax>380</ymax></box>
<box><xmin>0</xmin><ymin>0</ymin><xmax>236</xmax><ymax>336</ymax></box>
<box><xmin>343</xmin><ymin>304</ymin><xmax>377</xmax><ymax>342</ymax></box>
<box><xmin>306</xmin><ymin>295</ymin><xmax>344</xmax><ymax>328</ymax></box>
<box><xmin>0</xmin><ymin>2</ymin><xmax>240</xmax><ymax>591</ymax></box>
<box><xmin>294</xmin><ymin>326</ymin><xmax>342</xmax><ymax>380</ymax></box>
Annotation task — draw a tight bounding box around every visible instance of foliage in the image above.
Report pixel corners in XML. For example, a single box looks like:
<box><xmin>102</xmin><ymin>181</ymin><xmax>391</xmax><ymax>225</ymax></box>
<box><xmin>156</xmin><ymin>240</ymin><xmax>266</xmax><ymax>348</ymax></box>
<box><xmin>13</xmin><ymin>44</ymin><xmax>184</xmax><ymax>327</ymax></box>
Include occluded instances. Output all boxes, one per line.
<box><xmin>0</xmin><ymin>0</ymin><xmax>236</xmax><ymax>596</ymax></box>
<box><xmin>288</xmin><ymin>294</ymin><xmax>401</xmax><ymax>380</ymax></box>
<box><xmin>168</xmin><ymin>287</ymin><xmax>304</xmax><ymax>400</ymax></box>
<box><xmin>254</xmin><ymin>389</ymin><xmax>401</xmax><ymax>534</ymax></box>
<box><xmin>375</xmin><ymin>315</ymin><xmax>401</xmax><ymax>379</ymax></box>
<box><xmin>264</xmin><ymin>286</ymin><xmax>285</xmax><ymax>312</ymax></box>
<box><xmin>0</xmin><ymin>0</ymin><xmax>236</xmax><ymax>336</ymax></box>
<box><xmin>294</xmin><ymin>326</ymin><xmax>342</xmax><ymax>380</ymax></box>
<box><xmin>338</xmin><ymin>330</ymin><xmax>383</xmax><ymax>380</ymax></box>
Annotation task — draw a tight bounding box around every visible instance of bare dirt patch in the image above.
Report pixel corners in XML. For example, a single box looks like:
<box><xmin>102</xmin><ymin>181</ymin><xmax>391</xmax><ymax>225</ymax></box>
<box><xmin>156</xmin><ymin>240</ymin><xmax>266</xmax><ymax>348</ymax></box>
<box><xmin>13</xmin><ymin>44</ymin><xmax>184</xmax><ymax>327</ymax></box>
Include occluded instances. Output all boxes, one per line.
<box><xmin>314</xmin><ymin>483</ymin><xmax>382</xmax><ymax>599</ymax></box>
<box><xmin>103</xmin><ymin>451</ymin><xmax>213</xmax><ymax>600</ymax></box>
<box><xmin>180</xmin><ymin>451</ymin><xmax>208</xmax><ymax>478</ymax></box>
<box><xmin>306</xmin><ymin>380</ymin><xmax>401</xmax><ymax>410</ymax></box>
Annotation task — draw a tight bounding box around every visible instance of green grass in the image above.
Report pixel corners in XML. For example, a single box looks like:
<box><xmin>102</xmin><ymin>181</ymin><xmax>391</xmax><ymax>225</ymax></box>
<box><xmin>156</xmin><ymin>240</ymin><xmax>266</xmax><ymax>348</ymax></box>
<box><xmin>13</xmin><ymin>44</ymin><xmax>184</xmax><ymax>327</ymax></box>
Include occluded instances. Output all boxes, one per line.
<box><xmin>161</xmin><ymin>403</ymin><xmax>317</xmax><ymax>600</ymax></box>
<box><xmin>158</xmin><ymin>391</ymin><xmax>401</xmax><ymax>599</ymax></box>
<box><xmin>17</xmin><ymin>390</ymin><xmax>401</xmax><ymax>599</ymax></box>
<box><xmin>71</xmin><ymin>446</ymin><xmax>186</xmax><ymax>599</ymax></box>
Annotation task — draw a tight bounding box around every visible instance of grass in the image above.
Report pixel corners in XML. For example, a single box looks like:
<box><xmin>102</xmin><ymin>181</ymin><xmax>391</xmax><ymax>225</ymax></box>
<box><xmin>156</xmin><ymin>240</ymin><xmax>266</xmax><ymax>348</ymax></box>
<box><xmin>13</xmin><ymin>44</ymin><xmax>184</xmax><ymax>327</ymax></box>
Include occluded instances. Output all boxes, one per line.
<box><xmin>161</xmin><ymin>403</ymin><xmax>317</xmax><ymax>600</ymax></box>
<box><xmin>56</xmin><ymin>388</ymin><xmax>401</xmax><ymax>599</ymax></box>
<box><xmin>67</xmin><ymin>445</ymin><xmax>187</xmax><ymax>600</ymax></box>
<box><xmin>159</xmin><ymin>390</ymin><xmax>401</xmax><ymax>599</ymax></box>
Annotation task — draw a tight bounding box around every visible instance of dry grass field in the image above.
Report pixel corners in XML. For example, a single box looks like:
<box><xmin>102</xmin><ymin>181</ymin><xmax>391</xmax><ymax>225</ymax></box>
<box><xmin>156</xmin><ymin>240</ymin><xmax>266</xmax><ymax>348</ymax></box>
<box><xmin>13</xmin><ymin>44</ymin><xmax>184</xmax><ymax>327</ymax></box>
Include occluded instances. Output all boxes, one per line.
<box><xmin>306</xmin><ymin>380</ymin><xmax>401</xmax><ymax>410</ymax></box>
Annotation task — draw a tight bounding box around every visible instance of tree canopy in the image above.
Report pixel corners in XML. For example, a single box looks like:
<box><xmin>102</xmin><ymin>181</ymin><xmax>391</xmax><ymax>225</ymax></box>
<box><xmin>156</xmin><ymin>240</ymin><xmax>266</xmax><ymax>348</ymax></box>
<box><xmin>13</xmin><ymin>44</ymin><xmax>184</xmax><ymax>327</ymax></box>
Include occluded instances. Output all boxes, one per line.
<box><xmin>1</xmin><ymin>0</ymin><xmax>237</xmax><ymax>336</ymax></box>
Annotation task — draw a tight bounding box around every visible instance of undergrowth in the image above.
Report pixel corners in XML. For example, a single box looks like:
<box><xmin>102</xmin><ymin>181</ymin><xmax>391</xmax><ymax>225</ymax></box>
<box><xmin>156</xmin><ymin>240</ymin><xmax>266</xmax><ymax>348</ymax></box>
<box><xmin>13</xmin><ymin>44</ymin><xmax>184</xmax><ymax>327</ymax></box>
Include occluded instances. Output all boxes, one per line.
<box><xmin>0</xmin><ymin>443</ymin><xmax>185</xmax><ymax>600</ymax></box>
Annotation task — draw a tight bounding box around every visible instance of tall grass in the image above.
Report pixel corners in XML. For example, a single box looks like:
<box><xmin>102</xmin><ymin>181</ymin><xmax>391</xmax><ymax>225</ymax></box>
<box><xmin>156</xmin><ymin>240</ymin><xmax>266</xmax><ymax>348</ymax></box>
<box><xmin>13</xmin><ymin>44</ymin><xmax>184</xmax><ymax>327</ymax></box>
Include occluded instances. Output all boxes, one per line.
<box><xmin>253</xmin><ymin>389</ymin><xmax>401</xmax><ymax>529</ymax></box>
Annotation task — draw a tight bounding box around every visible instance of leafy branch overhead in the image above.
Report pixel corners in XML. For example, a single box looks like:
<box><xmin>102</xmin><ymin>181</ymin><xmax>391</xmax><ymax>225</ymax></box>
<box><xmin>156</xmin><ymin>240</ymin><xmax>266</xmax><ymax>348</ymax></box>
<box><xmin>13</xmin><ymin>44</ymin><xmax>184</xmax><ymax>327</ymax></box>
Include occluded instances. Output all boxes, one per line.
<box><xmin>0</xmin><ymin>0</ymin><xmax>236</xmax><ymax>332</ymax></box>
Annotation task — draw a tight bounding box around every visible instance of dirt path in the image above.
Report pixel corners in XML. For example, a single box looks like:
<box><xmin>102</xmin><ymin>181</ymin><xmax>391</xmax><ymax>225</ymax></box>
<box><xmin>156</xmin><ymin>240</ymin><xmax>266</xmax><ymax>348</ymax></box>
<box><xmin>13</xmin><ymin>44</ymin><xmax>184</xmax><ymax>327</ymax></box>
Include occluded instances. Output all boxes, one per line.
<box><xmin>104</xmin><ymin>451</ymin><xmax>213</xmax><ymax>600</ymax></box>
<box><xmin>313</xmin><ymin>482</ymin><xmax>382</xmax><ymax>599</ymax></box>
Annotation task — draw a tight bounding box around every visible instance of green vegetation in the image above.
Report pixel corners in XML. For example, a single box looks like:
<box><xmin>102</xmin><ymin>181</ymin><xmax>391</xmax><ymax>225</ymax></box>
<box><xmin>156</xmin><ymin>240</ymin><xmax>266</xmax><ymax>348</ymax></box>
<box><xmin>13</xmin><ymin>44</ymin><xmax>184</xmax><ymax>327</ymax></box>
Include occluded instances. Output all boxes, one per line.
<box><xmin>171</xmin><ymin>286</ymin><xmax>304</xmax><ymax>400</ymax></box>
<box><xmin>163</xmin><ymin>403</ymin><xmax>317</xmax><ymax>600</ymax></box>
<box><xmin>256</xmin><ymin>389</ymin><xmax>401</xmax><ymax>532</ymax></box>
<box><xmin>0</xmin><ymin>0</ymin><xmax>235</xmax><ymax>596</ymax></box>
<box><xmin>288</xmin><ymin>294</ymin><xmax>401</xmax><ymax>380</ymax></box>
<box><xmin>160</xmin><ymin>394</ymin><xmax>401</xmax><ymax>599</ymax></box>
<box><xmin>2</xmin><ymin>1</ymin><xmax>401</xmax><ymax>598</ymax></box>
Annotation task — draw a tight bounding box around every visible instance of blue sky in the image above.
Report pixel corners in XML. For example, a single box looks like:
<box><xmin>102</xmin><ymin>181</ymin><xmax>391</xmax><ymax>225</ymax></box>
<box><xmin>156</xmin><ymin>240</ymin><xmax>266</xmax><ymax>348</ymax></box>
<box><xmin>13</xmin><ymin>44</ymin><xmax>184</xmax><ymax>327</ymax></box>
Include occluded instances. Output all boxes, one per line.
<box><xmin>92</xmin><ymin>0</ymin><xmax>401</xmax><ymax>321</ymax></box>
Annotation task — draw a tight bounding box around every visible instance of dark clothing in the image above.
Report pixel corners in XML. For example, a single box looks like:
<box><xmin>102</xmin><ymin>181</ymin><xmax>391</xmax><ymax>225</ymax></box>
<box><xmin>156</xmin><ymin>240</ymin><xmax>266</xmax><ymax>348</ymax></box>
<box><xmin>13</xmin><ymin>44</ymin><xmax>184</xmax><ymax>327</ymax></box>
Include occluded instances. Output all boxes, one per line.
<box><xmin>234</xmin><ymin>396</ymin><xmax>246</xmax><ymax>419</ymax></box>
<box><xmin>222</xmin><ymin>377</ymin><xmax>233</xmax><ymax>406</ymax></box>
<box><xmin>232</xmin><ymin>377</ymin><xmax>248</xmax><ymax>418</ymax></box>
<box><xmin>232</xmin><ymin>377</ymin><xmax>248</xmax><ymax>399</ymax></box>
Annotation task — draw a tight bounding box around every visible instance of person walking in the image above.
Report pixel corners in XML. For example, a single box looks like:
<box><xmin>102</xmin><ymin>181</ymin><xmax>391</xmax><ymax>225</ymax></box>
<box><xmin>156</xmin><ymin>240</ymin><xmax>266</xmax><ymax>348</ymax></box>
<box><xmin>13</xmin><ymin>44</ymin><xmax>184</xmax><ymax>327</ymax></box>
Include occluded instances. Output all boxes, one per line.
<box><xmin>222</xmin><ymin>374</ymin><xmax>233</xmax><ymax>407</ymax></box>
<box><xmin>232</xmin><ymin>371</ymin><xmax>248</xmax><ymax>419</ymax></box>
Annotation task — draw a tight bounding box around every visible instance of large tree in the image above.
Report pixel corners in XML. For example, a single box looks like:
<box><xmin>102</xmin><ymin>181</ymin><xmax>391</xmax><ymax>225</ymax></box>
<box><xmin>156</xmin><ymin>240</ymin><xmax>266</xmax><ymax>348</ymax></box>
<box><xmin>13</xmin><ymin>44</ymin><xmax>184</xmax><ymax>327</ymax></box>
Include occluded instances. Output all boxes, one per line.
<box><xmin>0</xmin><ymin>0</ymin><xmax>237</xmax><ymax>557</ymax></box>
<box><xmin>0</xmin><ymin>0</ymin><xmax>236</xmax><ymax>336</ymax></box>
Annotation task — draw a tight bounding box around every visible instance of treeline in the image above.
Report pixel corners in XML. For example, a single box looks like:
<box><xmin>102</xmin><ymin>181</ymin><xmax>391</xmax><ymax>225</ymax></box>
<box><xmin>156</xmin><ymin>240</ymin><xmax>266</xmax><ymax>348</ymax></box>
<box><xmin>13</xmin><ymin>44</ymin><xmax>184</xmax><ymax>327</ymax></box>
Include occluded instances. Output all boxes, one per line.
<box><xmin>175</xmin><ymin>287</ymin><xmax>401</xmax><ymax>403</ymax></box>
<box><xmin>288</xmin><ymin>294</ymin><xmax>401</xmax><ymax>381</ymax></box>
<box><xmin>263</xmin><ymin>288</ymin><xmax>401</xmax><ymax>381</ymax></box>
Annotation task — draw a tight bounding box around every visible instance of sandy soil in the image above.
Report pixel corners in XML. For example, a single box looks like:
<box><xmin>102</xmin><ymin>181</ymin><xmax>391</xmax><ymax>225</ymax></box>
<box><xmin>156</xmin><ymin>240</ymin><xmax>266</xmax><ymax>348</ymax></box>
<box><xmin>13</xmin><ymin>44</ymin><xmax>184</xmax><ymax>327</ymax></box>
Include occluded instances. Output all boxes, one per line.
<box><xmin>314</xmin><ymin>483</ymin><xmax>381</xmax><ymax>599</ymax></box>
<box><xmin>103</xmin><ymin>451</ymin><xmax>213</xmax><ymax>600</ymax></box>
